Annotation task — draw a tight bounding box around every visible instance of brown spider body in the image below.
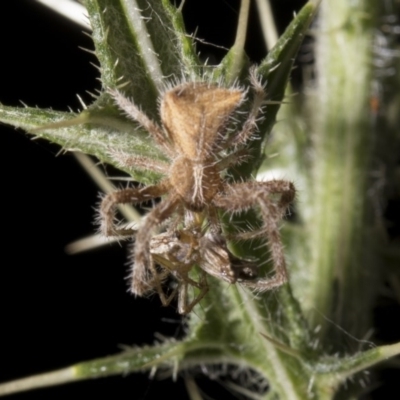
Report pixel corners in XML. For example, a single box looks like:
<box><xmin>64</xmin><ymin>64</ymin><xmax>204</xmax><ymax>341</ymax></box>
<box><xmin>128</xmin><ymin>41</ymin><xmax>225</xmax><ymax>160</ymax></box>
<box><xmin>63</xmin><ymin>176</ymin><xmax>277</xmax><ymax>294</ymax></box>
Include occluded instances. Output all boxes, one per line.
<box><xmin>100</xmin><ymin>69</ymin><xmax>296</xmax><ymax>312</ymax></box>
<box><xmin>163</xmin><ymin>83</ymin><xmax>243</xmax><ymax>211</ymax></box>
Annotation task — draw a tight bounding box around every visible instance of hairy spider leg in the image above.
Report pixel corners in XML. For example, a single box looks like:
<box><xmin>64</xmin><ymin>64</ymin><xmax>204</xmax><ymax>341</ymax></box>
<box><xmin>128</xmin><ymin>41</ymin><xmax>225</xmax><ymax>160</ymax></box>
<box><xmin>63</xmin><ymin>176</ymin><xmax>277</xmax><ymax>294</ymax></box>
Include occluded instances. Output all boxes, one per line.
<box><xmin>131</xmin><ymin>196</ymin><xmax>180</xmax><ymax>296</ymax></box>
<box><xmin>213</xmin><ymin>180</ymin><xmax>295</xmax><ymax>291</ymax></box>
<box><xmin>100</xmin><ymin>182</ymin><xmax>179</xmax><ymax>295</ymax></box>
<box><xmin>226</xmin><ymin>179</ymin><xmax>296</xmax><ymax>241</ymax></box>
<box><xmin>109</xmin><ymin>88</ymin><xmax>174</xmax><ymax>158</ymax></box>
<box><xmin>156</xmin><ymin>269</ymin><xmax>208</xmax><ymax>313</ymax></box>
<box><xmin>100</xmin><ymin>184</ymin><xmax>168</xmax><ymax>236</ymax></box>
<box><xmin>218</xmin><ymin>67</ymin><xmax>266</xmax><ymax>151</ymax></box>
<box><xmin>177</xmin><ymin>269</ymin><xmax>209</xmax><ymax>314</ymax></box>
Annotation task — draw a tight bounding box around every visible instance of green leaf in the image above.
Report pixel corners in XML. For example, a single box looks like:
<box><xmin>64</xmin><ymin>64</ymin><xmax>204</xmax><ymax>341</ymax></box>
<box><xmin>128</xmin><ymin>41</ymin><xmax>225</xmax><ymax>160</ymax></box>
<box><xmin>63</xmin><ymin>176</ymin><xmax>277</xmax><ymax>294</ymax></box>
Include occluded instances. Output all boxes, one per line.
<box><xmin>0</xmin><ymin>104</ymin><xmax>165</xmax><ymax>184</ymax></box>
<box><xmin>257</xmin><ymin>2</ymin><xmax>319</xmax><ymax>147</ymax></box>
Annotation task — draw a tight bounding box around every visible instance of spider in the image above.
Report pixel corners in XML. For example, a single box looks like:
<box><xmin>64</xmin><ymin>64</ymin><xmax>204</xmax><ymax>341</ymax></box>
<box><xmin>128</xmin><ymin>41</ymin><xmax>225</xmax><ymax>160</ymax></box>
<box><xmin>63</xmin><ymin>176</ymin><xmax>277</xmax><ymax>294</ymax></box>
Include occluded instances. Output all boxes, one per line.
<box><xmin>100</xmin><ymin>68</ymin><xmax>295</xmax><ymax>304</ymax></box>
<box><xmin>148</xmin><ymin>228</ymin><xmax>259</xmax><ymax>314</ymax></box>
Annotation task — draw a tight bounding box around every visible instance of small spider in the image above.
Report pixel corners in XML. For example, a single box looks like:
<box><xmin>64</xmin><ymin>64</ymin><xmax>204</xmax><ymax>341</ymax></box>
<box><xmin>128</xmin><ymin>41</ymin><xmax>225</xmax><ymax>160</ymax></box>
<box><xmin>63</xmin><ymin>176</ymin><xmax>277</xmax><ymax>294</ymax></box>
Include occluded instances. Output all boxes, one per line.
<box><xmin>100</xmin><ymin>68</ymin><xmax>295</xmax><ymax>303</ymax></box>
<box><xmin>148</xmin><ymin>228</ymin><xmax>258</xmax><ymax>314</ymax></box>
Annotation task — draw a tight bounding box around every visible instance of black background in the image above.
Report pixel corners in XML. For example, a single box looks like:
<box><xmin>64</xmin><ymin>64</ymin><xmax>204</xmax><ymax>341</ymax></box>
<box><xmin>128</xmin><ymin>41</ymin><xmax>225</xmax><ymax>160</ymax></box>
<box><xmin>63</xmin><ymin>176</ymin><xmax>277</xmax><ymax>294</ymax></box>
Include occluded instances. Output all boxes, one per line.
<box><xmin>0</xmin><ymin>1</ymin><xmax>399</xmax><ymax>399</ymax></box>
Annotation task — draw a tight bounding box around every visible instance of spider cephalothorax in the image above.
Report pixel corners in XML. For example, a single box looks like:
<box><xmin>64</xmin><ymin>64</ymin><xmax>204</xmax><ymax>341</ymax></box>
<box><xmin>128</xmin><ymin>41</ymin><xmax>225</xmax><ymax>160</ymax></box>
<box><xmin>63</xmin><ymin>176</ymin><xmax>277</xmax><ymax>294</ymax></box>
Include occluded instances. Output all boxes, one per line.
<box><xmin>100</xmin><ymin>69</ymin><xmax>295</xmax><ymax>311</ymax></box>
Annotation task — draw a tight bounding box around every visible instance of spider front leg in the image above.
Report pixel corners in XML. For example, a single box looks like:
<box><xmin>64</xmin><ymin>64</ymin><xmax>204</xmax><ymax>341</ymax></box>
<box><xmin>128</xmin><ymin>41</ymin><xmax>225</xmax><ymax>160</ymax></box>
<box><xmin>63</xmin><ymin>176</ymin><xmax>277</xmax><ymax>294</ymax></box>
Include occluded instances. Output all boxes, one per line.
<box><xmin>108</xmin><ymin>88</ymin><xmax>174</xmax><ymax>158</ymax></box>
<box><xmin>99</xmin><ymin>183</ymin><xmax>168</xmax><ymax>237</ymax></box>
<box><xmin>131</xmin><ymin>197</ymin><xmax>179</xmax><ymax>296</ymax></box>
<box><xmin>213</xmin><ymin>180</ymin><xmax>295</xmax><ymax>292</ymax></box>
<box><xmin>99</xmin><ymin>182</ymin><xmax>176</xmax><ymax>296</ymax></box>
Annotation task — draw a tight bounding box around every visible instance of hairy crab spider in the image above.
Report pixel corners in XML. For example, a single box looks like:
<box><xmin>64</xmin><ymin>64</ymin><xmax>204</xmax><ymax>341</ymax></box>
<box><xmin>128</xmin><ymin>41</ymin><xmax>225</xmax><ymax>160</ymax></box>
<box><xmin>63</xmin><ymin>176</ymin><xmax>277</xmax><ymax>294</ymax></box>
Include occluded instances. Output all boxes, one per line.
<box><xmin>100</xmin><ymin>68</ymin><xmax>295</xmax><ymax>306</ymax></box>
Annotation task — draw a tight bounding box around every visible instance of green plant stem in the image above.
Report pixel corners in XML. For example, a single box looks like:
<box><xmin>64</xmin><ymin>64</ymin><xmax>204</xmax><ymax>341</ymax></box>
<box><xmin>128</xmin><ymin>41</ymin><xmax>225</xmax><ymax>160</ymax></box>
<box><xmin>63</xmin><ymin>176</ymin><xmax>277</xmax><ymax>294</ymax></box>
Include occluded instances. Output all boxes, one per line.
<box><xmin>305</xmin><ymin>0</ymin><xmax>379</xmax><ymax>342</ymax></box>
<box><xmin>0</xmin><ymin>368</ymin><xmax>76</xmax><ymax>397</ymax></box>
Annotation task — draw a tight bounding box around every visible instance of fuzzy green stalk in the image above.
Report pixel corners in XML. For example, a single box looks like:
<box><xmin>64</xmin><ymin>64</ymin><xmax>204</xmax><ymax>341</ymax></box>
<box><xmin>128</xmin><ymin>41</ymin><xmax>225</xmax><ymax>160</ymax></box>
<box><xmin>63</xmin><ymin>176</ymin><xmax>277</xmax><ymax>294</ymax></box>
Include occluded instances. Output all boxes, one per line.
<box><xmin>305</xmin><ymin>0</ymin><xmax>379</xmax><ymax>344</ymax></box>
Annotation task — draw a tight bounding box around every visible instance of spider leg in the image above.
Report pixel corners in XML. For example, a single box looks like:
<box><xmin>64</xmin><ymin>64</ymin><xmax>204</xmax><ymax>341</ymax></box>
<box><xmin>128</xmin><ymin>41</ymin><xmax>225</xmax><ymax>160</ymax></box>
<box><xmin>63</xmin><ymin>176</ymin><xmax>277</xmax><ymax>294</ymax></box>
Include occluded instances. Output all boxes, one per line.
<box><xmin>143</xmin><ymin>258</ymin><xmax>168</xmax><ymax>295</ymax></box>
<box><xmin>109</xmin><ymin>88</ymin><xmax>174</xmax><ymax>158</ymax></box>
<box><xmin>177</xmin><ymin>270</ymin><xmax>209</xmax><ymax>314</ymax></box>
<box><xmin>212</xmin><ymin>180</ymin><xmax>295</xmax><ymax>291</ymax></box>
<box><xmin>156</xmin><ymin>260</ymin><xmax>209</xmax><ymax>315</ymax></box>
<box><xmin>222</xmin><ymin>67</ymin><xmax>266</xmax><ymax>149</ymax></box>
<box><xmin>207</xmin><ymin>206</ymin><xmax>224</xmax><ymax>235</ymax></box>
<box><xmin>99</xmin><ymin>182</ymin><xmax>169</xmax><ymax>237</ymax></box>
<box><xmin>150</xmin><ymin>268</ymin><xmax>179</xmax><ymax>308</ymax></box>
<box><xmin>215</xmin><ymin>148</ymin><xmax>252</xmax><ymax>171</ymax></box>
<box><xmin>131</xmin><ymin>196</ymin><xmax>179</xmax><ymax>296</ymax></box>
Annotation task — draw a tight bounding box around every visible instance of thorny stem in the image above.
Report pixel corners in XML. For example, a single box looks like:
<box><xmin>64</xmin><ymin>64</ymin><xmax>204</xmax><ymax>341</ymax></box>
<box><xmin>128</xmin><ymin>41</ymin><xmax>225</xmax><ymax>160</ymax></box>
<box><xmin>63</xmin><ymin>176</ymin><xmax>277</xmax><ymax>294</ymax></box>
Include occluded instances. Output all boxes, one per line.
<box><xmin>305</xmin><ymin>0</ymin><xmax>379</xmax><ymax>342</ymax></box>
<box><xmin>232</xmin><ymin>287</ymin><xmax>311</xmax><ymax>399</ymax></box>
<box><xmin>1</xmin><ymin>1</ymin><xmax>399</xmax><ymax>399</ymax></box>
<box><xmin>318</xmin><ymin>341</ymin><xmax>400</xmax><ymax>388</ymax></box>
